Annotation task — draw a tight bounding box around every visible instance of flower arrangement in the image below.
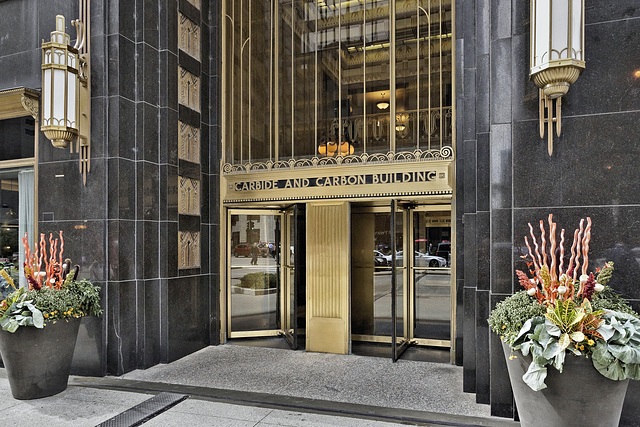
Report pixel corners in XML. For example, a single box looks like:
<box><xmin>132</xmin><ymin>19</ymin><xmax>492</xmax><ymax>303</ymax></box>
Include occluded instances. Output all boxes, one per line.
<box><xmin>489</xmin><ymin>215</ymin><xmax>640</xmax><ymax>391</ymax></box>
<box><xmin>0</xmin><ymin>231</ymin><xmax>102</xmax><ymax>333</ymax></box>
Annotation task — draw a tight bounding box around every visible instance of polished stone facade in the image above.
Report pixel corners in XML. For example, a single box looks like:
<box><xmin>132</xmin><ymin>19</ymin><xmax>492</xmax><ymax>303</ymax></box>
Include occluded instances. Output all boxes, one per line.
<box><xmin>456</xmin><ymin>0</ymin><xmax>640</xmax><ymax>423</ymax></box>
<box><xmin>0</xmin><ymin>0</ymin><xmax>220</xmax><ymax>376</ymax></box>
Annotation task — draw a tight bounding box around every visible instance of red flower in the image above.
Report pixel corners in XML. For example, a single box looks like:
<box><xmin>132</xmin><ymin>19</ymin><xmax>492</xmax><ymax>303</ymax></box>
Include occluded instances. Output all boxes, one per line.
<box><xmin>582</xmin><ymin>273</ymin><xmax>596</xmax><ymax>301</ymax></box>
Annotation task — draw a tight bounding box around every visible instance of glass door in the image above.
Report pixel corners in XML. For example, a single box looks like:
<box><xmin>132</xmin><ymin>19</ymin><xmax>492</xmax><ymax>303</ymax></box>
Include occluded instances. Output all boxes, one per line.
<box><xmin>351</xmin><ymin>203</ymin><xmax>453</xmax><ymax>359</ymax></box>
<box><xmin>227</xmin><ymin>208</ymin><xmax>304</xmax><ymax>348</ymax></box>
<box><xmin>228</xmin><ymin>210</ymin><xmax>283</xmax><ymax>337</ymax></box>
<box><xmin>410</xmin><ymin>206</ymin><xmax>452</xmax><ymax>346</ymax></box>
<box><xmin>391</xmin><ymin>200</ymin><xmax>411</xmax><ymax>361</ymax></box>
<box><xmin>282</xmin><ymin>204</ymin><xmax>305</xmax><ymax>349</ymax></box>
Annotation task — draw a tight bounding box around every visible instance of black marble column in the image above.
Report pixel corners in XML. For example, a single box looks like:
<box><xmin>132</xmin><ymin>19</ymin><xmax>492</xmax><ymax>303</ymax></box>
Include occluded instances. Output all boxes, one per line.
<box><xmin>456</xmin><ymin>0</ymin><xmax>640</xmax><ymax>421</ymax></box>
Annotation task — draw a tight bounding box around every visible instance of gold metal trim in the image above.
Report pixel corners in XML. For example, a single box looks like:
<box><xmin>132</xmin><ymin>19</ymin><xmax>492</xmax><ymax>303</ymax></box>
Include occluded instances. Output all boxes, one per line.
<box><xmin>0</xmin><ymin>158</ymin><xmax>36</xmax><ymax>169</ymax></box>
<box><xmin>352</xmin><ymin>334</ymin><xmax>393</xmax><ymax>344</ymax></box>
<box><xmin>229</xmin><ymin>330</ymin><xmax>282</xmax><ymax>339</ymax></box>
<box><xmin>223</xmin><ymin>147</ymin><xmax>453</xmax><ymax>175</ymax></box>
<box><xmin>0</xmin><ymin>87</ymin><xmax>40</xmax><ymax>120</ymax></box>
<box><xmin>413</xmin><ymin>338</ymin><xmax>451</xmax><ymax>347</ymax></box>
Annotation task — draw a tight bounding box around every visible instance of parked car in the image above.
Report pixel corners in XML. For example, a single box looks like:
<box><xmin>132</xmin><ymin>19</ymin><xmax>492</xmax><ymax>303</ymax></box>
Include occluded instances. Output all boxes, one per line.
<box><xmin>436</xmin><ymin>242</ymin><xmax>451</xmax><ymax>261</ymax></box>
<box><xmin>257</xmin><ymin>242</ymin><xmax>269</xmax><ymax>257</ymax></box>
<box><xmin>396</xmin><ymin>251</ymin><xmax>447</xmax><ymax>267</ymax></box>
<box><xmin>233</xmin><ymin>243</ymin><xmax>251</xmax><ymax>257</ymax></box>
<box><xmin>373</xmin><ymin>250</ymin><xmax>392</xmax><ymax>266</ymax></box>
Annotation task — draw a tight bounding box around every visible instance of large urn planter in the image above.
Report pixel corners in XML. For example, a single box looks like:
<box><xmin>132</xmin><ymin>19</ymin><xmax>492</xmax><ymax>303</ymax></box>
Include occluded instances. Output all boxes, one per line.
<box><xmin>0</xmin><ymin>318</ymin><xmax>81</xmax><ymax>399</ymax></box>
<box><xmin>489</xmin><ymin>216</ymin><xmax>640</xmax><ymax>427</ymax></box>
<box><xmin>502</xmin><ymin>342</ymin><xmax>629</xmax><ymax>427</ymax></box>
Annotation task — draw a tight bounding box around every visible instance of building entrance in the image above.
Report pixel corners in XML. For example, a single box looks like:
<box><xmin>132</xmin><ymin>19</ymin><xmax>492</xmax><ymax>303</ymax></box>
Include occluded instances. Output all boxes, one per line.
<box><xmin>226</xmin><ymin>206</ymin><xmax>305</xmax><ymax>349</ymax></box>
<box><xmin>351</xmin><ymin>203</ymin><xmax>453</xmax><ymax>361</ymax></box>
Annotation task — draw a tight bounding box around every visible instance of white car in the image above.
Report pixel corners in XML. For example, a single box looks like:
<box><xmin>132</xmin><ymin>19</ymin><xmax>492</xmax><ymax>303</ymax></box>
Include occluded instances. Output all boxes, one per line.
<box><xmin>373</xmin><ymin>250</ymin><xmax>392</xmax><ymax>266</ymax></box>
<box><xmin>396</xmin><ymin>251</ymin><xmax>447</xmax><ymax>267</ymax></box>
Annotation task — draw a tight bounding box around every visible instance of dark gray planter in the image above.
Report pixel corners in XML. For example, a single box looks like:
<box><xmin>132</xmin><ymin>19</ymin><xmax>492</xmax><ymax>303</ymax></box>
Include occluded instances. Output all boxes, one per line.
<box><xmin>0</xmin><ymin>318</ymin><xmax>80</xmax><ymax>399</ymax></box>
<box><xmin>502</xmin><ymin>341</ymin><xmax>629</xmax><ymax>427</ymax></box>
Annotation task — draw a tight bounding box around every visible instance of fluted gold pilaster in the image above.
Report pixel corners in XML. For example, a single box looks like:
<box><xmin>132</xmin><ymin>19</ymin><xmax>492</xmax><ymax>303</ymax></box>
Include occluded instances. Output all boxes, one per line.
<box><xmin>306</xmin><ymin>202</ymin><xmax>350</xmax><ymax>354</ymax></box>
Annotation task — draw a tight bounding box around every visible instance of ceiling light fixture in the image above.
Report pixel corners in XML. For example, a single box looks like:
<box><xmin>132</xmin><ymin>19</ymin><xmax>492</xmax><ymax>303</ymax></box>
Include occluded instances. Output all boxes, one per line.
<box><xmin>376</xmin><ymin>92</ymin><xmax>389</xmax><ymax>110</ymax></box>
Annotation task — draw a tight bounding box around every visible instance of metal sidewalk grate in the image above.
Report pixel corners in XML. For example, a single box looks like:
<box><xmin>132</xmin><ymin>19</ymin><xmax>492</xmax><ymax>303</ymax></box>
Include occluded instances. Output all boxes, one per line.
<box><xmin>97</xmin><ymin>392</ymin><xmax>189</xmax><ymax>427</ymax></box>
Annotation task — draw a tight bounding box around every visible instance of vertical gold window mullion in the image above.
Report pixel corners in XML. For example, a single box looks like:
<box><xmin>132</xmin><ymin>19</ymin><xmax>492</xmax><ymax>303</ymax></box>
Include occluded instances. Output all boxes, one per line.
<box><xmin>269</xmin><ymin>0</ymin><xmax>274</xmax><ymax>161</ymax></box>
<box><xmin>240</xmin><ymin>1</ymin><xmax>243</xmax><ymax>164</ymax></box>
<box><xmin>338</xmin><ymin>1</ymin><xmax>342</xmax><ymax>144</ymax></box>
<box><xmin>291</xmin><ymin>1</ymin><xmax>295</xmax><ymax>158</ymax></box>
<box><xmin>416</xmin><ymin>1</ymin><xmax>420</xmax><ymax>150</ymax></box>
<box><xmin>314</xmin><ymin>2</ymin><xmax>318</xmax><ymax>155</ymax></box>
<box><xmin>274</xmin><ymin>1</ymin><xmax>280</xmax><ymax>162</ymax></box>
<box><xmin>390</xmin><ymin>0</ymin><xmax>396</xmax><ymax>153</ymax></box>
<box><xmin>439</xmin><ymin>0</ymin><xmax>443</xmax><ymax>147</ymax></box>
<box><xmin>249</xmin><ymin>0</ymin><xmax>252</xmax><ymax>163</ymax></box>
<box><xmin>362</xmin><ymin>3</ymin><xmax>366</xmax><ymax>153</ymax></box>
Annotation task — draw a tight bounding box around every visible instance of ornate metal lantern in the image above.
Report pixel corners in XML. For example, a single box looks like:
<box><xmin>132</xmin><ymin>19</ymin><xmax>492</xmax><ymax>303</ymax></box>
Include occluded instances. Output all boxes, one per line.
<box><xmin>530</xmin><ymin>0</ymin><xmax>585</xmax><ymax>155</ymax></box>
<box><xmin>41</xmin><ymin>5</ymin><xmax>91</xmax><ymax>184</ymax></box>
<box><xmin>41</xmin><ymin>15</ymin><xmax>79</xmax><ymax>148</ymax></box>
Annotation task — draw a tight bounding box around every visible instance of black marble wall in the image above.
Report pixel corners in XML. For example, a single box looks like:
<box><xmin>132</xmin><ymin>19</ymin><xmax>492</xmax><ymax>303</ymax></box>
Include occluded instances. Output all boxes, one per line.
<box><xmin>456</xmin><ymin>0</ymin><xmax>640</xmax><ymax>422</ymax></box>
<box><xmin>0</xmin><ymin>0</ymin><xmax>221</xmax><ymax>376</ymax></box>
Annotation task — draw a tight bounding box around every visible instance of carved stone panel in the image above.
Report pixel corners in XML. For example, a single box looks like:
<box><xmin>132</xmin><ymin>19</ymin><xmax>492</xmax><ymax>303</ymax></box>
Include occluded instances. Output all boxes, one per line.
<box><xmin>186</xmin><ymin>0</ymin><xmax>200</xmax><ymax>10</ymax></box>
<box><xmin>178</xmin><ymin>231</ymin><xmax>200</xmax><ymax>269</ymax></box>
<box><xmin>179</xmin><ymin>13</ymin><xmax>200</xmax><ymax>61</ymax></box>
<box><xmin>178</xmin><ymin>176</ymin><xmax>200</xmax><ymax>216</ymax></box>
<box><xmin>178</xmin><ymin>121</ymin><xmax>200</xmax><ymax>163</ymax></box>
<box><xmin>178</xmin><ymin>67</ymin><xmax>200</xmax><ymax>112</ymax></box>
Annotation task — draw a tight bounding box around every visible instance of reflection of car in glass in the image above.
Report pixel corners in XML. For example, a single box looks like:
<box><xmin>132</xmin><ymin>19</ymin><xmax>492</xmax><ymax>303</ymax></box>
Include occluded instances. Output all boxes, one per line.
<box><xmin>436</xmin><ymin>242</ymin><xmax>451</xmax><ymax>260</ymax></box>
<box><xmin>257</xmin><ymin>242</ymin><xmax>269</xmax><ymax>257</ymax></box>
<box><xmin>373</xmin><ymin>250</ymin><xmax>392</xmax><ymax>266</ymax></box>
<box><xmin>233</xmin><ymin>243</ymin><xmax>251</xmax><ymax>257</ymax></box>
<box><xmin>396</xmin><ymin>251</ymin><xmax>447</xmax><ymax>267</ymax></box>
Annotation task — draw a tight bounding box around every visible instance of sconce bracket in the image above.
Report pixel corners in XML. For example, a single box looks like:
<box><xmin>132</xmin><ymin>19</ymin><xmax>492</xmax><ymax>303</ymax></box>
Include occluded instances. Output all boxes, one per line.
<box><xmin>75</xmin><ymin>52</ymin><xmax>91</xmax><ymax>185</ymax></box>
<box><xmin>531</xmin><ymin>63</ymin><xmax>584</xmax><ymax>99</ymax></box>
<box><xmin>538</xmin><ymin>89</ymin><xmax>561</xmax><ymax>156</ymax></box>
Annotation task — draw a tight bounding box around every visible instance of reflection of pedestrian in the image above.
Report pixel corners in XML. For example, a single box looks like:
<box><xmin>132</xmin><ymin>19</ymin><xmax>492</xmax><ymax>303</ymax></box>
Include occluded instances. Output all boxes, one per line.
<box><xmin>250</xmin><ymin>242</ymin><xmax>259</xmax><ymax>265</ymax></box>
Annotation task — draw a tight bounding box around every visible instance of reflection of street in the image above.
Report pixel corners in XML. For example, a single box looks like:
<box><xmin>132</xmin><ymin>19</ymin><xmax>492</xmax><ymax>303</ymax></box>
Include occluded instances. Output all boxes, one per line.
<box><xmin>229</xmin><ymin>255</ymin><xmax>452</xmax><ymax>340</ymax></box>
<box><xmin>230</xmin><ymin>256</ymin><xmax>280</xmax><ymax>332</ymax></box>
<box><xmin>359</xmin><ymin>270</ymin><xmax>452</xmax><ymax>339</ymax></box>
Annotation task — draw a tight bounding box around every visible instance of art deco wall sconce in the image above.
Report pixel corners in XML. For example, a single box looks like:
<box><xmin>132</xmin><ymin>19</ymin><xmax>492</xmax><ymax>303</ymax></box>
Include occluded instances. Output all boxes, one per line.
<box><xmin>530</xmin><ymin>0</ymin><xmax>585</xmax><ymax>155</ymax></box>
<box><xmin>41</xmin><ymin>6</ymin><xmax>91</xmax><ymax>184</ymax></box>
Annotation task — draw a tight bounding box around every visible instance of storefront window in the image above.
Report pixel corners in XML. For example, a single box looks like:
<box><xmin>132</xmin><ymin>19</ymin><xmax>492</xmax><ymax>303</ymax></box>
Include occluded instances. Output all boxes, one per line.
<box><xmin>0</xmin><ymin>114</ymin><xmax>36</xmax><ymax>292</ymax></box>
<box><xmin>0</xmin><ymin>117</ymin><xmax>36</xmax><ymax>161</ymax></box>
<box><xmin>223</xmin><ymin>0</ymin><xmax>452</xmax><ymax>166</ymax></box>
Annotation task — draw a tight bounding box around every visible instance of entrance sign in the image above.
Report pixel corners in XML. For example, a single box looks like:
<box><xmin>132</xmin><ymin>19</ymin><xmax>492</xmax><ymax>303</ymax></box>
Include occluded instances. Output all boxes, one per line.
<box><xmin>223</xmin><ymin>161</ymin><xmax>452</xmax><ymax>203</ymax></box>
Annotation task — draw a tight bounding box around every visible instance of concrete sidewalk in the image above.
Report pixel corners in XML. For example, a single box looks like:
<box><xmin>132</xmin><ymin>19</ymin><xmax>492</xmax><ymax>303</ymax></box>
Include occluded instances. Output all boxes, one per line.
<box><xmin>0</xmin><ymin>344</ymin><xmax>519</xmax><ymax>426</ymax></box>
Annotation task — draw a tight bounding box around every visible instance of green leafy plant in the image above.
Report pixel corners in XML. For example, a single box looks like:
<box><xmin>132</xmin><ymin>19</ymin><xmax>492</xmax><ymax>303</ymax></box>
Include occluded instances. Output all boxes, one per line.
<box><xmin>0</xmin><ymin>232</ymin><xmax>102</xmax><ymax>333</ymax></box>
<box><xmin>0</xmin><ymin>287</ymin><xmax>45</xmax><ymax>333</ymax></box>
<box><xmin>489</xmin><ymin>215</ymin><xmax>640</xmax><ymax>391</ymax></box>
<box><xmin>238</xmin><ymin>272</ymin><xmax>277</xmax><ymax>290</ymax></box>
